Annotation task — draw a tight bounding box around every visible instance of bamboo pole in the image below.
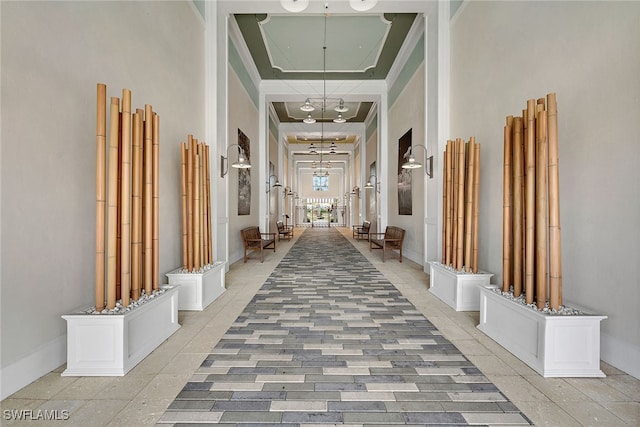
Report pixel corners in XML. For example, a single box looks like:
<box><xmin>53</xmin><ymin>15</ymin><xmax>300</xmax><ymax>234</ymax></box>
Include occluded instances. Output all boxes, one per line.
<box><xmin>143</xmin><ymin>105</ymin><xmax>153</xmax><ymax>295</ymax></box>
<box><xmin>180</xmin><ymin>142</ymin><xmax>188</xmax><ymax>269</ymax></box>
<box><xmin>116</xmin><ymin>112</ymin><xmax>122</xmax><ymax>301</ymax></box>
<box><xmin>205</xmin><ymin>144</ymin><xmax>213</xmax><ymax>264</ymax></box>
<box><xmin>202</xmin><ymin>143</ymin><xmax>210</xmax><ymax>265</ymax></box>
<box><xmin>106</xmin><ymin>97</ymin><xmax>120</xmax><ymax>310</ymax></box>
<box><xmin>451</xmin><ymin>139</ymin><xmax>459</xmax><ymax>268</ymax></box>
<box><xmin>193</xmin><ymin>148</ymin><xmax>201</xmax><ymax>270</ymax></box>
<box><xmin>131</xmin><ymin>110</ymin><xmax>143</xmax><ymax>300</ymax></box>
<box><xmin>472</xmin><ymin>142</ymin><xmax>480</xmax><ymax>273</ymax></box>
<box><xmin>455</xmin><ymin>138</ymin><xmax>465</xmax><ymax>271</ymax></box>
<box><xmin>187</xmin><ymin>136</ymin><xmax>194</xmax><ymax>271</ymax></box>
<box><xmin>152</xmin><ymin>113</ymin><xmax>160</xmax><ymax>291</ymax></box>
<box><xmin>198</xmin><ymin>141</ymin><xmax>205</xmax><ymax>268</ymax></box>
<box><xmin>95</xmin><ymin>84</ymin><xmax>107</xmax><ymax>312</ymax></box>
<box><xmin>503</xmin><ymin>120</ymin><xmax>513</xmax><ymax>291</ymax></box>
<box><xmin>442</xmin><ymin>146</ymin><xmax>448</xmax><ymax>263</ymax></box>
<box><xmin>464</xmin><ymin>137</ymin><xmax>476</xmax><ymax>272</ymax></box>
<box><xmin>547</xmin><ymin>93</ymin><xmax>563</xmax><ymax>310</ymax></box>
<box><xmin>512</xmin><ymin>117</ymin><xmax>524</xmax><ymax>297</ymax></box>
<box><xmin>445</xmin><ymin>140</ymin><xmax>453</xmax><ymax>265</ymax></box>
<box><xmin>120</xmin><ymin>89</ymin><xmax>132</xmax><ymax>307</ymax></box>
<box><xmin>524</xmin><ymin>99</ymin><xmax>536</xmax><ymax>303</ymax></box>
<box><xmin>536</xmin><ymin>109</ymin><xmax>548</xmax><ymax>309</ymax></box>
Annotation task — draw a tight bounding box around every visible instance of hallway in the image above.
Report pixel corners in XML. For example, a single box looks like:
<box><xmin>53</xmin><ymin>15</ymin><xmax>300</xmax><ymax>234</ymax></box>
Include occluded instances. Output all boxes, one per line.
<box><xmin>2</xmin><ymin>228</ymin><xmax>637</xmax><ymax>426</ymax></box>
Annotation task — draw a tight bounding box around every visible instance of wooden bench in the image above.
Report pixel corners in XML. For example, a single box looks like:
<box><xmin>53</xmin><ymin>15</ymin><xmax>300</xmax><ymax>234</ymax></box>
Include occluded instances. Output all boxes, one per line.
<box><xmin>276</xmin><ymin>220</ymin><xmax>293</xmax><ymax>241</ymax></box>
<box><xmin>369</xmin><ymin>226</ymin><xmax>406</xmax><ymax>262</ymax></box>
<box><xmin>241</xmin><ymin>226</ymin><xmax>276</xmax><ymax>263</ymax></box>
<box><xmin>352</xmin><ymin>220</ymin><xmax>371</xmax><ymax>241</ymax></box>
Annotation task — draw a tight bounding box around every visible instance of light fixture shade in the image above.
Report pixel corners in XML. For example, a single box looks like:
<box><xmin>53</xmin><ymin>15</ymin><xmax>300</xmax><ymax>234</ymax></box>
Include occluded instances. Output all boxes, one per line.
<box><xmin>364</xmin><ymin>181</ymin><xmax>373</xmax><ymax>189</ymax></box>
<box><xmin>273</xmin><ymin>180</ymin><xmax>282</xmax><ymax>187</ymax></box>
<box><xmin>232</xmin><ymin>158</ymin><xmax>251</xmax><ymax>169</ymax></box>
<box><xmin>303</xmin><ymin>113</ymin><xmax>316</xmax><ymax>124</ymax></box>
<box><xmin>280</xmin><ymin>0</ymin><xmax>309</xmax><ymax>13</ymax></box>
<box><xmin>402</xmin><ymin>155</ymin><xmax>422</xmax><ymax>169</ymax></box>
<box><xmin>300</xmin><ymin>98</ymin><xmax>315</xmax><ymax>112</ymax></box>
<box><xmin>334</xmin><ymin>99</ymin><xmax>349</xmax><ymax>113</ymax></box>
<box><xmin>349</xmin><ymin>0</ymin><xmax>377</xmax><ymax>12</ymax></box>
<box><xmin>333</xmin><ymin>113</ymin><xmax>346</xmax><ymax>124</ymax></box>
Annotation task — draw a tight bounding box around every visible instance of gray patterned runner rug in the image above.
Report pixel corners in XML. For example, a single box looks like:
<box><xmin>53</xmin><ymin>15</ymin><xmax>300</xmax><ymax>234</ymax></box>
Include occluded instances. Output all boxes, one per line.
<box><xmin>159</xmin><ymin>227</ymin><xmax>531</xmax><ymax>426</ymax></box>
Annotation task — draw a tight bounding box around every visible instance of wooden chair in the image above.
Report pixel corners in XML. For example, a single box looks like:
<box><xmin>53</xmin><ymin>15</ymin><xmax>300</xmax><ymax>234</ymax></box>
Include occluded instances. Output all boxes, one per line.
<box><xmin>369</xmin><ymin>226</ymin><xmax>406</xmax><ymax>262</ymax></box>
<box><xmin>352</xmin><ymin>220</ymin><xmax>371</xmax><ymax>241</ymax></box>
<box><xmin>241</xmin><ymin>226</ymin><xmax>276</xmax><ymax>263</ymax></box>
<box><xmin>276</xmin><ymin>220</ymin><xmax>293</xmax><ymax>241</ymax></box>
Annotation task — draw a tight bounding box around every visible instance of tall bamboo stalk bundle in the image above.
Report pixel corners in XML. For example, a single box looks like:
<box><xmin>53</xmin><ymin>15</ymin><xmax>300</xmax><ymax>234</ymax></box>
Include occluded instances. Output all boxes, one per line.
<box><xmin>440</xmin><ymin>136</ymin><xmax>481</xmax><ymax>273</ymax></box>
<box><xmin>95</xmin><ymin>84</ymin><xmax>107</xmax><ymax>312</ymax></box>
<box><xmin>94</xmin><ymin>84</ymin><xmax>160</xmax><ymax>310</ymax></box>
<box><xmin>180</xmin><ymin>136</ymin><xmax>213</xmax><ymax>272</ymax></box>
<box><xmin>502</xmin><ymin>93</ymin><xmax>563</xmax><ymax>310</ymax></box>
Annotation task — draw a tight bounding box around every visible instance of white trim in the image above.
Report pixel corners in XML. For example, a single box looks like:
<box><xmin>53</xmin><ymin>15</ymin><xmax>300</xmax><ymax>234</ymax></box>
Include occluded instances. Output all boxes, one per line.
<box><xmin>228</xmin><ymin>14</ymin><xmax>263</xmax><ymax>90</ymax></box>
<box><xmin>385</xmin><ymin>13</ymin><xmax>424</xmax><ymax>91</ymax></box>
<box><xmin>0</xmin><ymin>335</ymin><xmax>66</xmax><ymax>400</ymax></box>
<box><xmin>188</xmin><ymin>0</ymin><xmax>206</xmax><ymax>27</ymax></box>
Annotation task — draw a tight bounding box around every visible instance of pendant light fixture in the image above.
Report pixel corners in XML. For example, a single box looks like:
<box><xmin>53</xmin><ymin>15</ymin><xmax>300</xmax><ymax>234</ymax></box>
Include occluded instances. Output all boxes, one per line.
<box><xmin>280</xmin><ymin>0</ymin><xmax>309</xmax><ymax>13</ymax></box>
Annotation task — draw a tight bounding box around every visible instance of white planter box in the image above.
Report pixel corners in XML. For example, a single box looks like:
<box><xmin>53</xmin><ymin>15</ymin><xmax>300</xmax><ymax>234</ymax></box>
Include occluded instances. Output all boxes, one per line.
<box><xmin>61</xmin><ymin>286</ymin><xmax>180</xmax><ymax>376</ymax></box>
<box><xmin>478</xmin><ymin>285</ymin><xmax>607</xmax><ymax>377</ymax></box>
<box><xmin>166</xmin><ymin>262</ymin><xmax>226</xmax><ymax>311</ymax></box>
<box><xmin>428</xmin><ymin>261</ymin><xmax>493</xmax><ymax>311</ymax></box>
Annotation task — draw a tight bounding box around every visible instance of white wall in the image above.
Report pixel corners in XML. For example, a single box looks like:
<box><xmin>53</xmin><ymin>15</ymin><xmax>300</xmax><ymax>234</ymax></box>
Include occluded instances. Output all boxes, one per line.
<box><xmin>227</xmin><ymin>67</ymin><xmax>259</xmax><ymax>262</ymax></box>
<box><xmin>387</xmin><ymin>63</ymin><xmax>426</xmax><ymax>263</ymax></box>
<box><xmin>451</xmin><ymin>0</ymin><xmax>640</xmax><ymax>377</ymax></box>
<box><xmin>0</xmin><ymin>1</ymin><xmax>205</xmax><ymax>398</ymax></box>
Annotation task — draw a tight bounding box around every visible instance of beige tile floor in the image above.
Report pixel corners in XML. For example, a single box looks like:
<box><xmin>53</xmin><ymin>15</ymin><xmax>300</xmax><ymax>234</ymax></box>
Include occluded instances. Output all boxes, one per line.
<box><xmin>1</xmin><ymin>227</ymin><xmax>638</xmax><ymax>426</ymax></box>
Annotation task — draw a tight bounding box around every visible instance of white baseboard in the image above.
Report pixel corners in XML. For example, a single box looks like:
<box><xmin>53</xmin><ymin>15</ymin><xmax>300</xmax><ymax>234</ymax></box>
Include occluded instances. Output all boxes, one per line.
<box><xmin>601</xmin><ymin>332</ymin><xmax>640</xmax><ymax>380</ymax></box>
<box><xmin>0</xmin><ymin>334</ymin><xmax>67</xmax><ymax>400</ymax></box>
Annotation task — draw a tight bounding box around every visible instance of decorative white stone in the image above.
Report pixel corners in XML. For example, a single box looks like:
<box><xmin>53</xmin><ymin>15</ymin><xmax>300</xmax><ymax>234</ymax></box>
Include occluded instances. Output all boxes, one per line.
<box><xmin>428</xmin><ymin>261</ymin><xmax>493</xmax><ymax>311</ymax></box>
<box><xmin>61</xmin><ymin>286</ymin><xmax>180</xmax><ymax>376</ymax></box>
<box><xmin>478</xmin><ymin>285</ymin><xmax>607</xmax><ymax>377</ymax></box>
<box><xmin>166</xmin><ymin>261</ymin><xmax>226</xmax><ymax>311</ymax></box>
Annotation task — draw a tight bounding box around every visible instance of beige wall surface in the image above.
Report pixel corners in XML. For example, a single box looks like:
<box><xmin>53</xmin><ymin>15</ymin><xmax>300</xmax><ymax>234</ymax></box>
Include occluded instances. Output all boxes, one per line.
<box><xmin>1</xmin><ymin>0</ymin><xmax>204</xmax><ymax>381</ymax></box>
<box><xmin>227</xmin><ymin>67</ymin><xmax>259</xmax><ymax>262</ymax></box>
<box><xmin>387</xmin><ymin>63</ymin><xmax>426</xmax><ymax>263</ymax></box>
<box><xmin>451</xmin><ymin>0</ymin><xmax>640</xmax><ymax>377</ymax></box>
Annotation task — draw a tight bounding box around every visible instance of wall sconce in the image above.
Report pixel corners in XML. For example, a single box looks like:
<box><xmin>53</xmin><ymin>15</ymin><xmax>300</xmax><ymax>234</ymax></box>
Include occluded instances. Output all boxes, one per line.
<box><xmin>220</xmin><ymin>144</ymin><xmax>251</xmax><ymax>178</ymax></box>
<box><xmin>364</xmin><ymin>174</ymin><xmax>380</xmax><ymax>193</ymax></box>
<box><xmin>402</xmin><ymin>144</ymin><xmax>433</xmax><ymax>178</ymax></box>
<box><xmin>267</xmin><ymin>175</ymin><xmax>282</xmax><ymax>193</ymax></box>
<box><xmin>266</xmin><ymin>174</ymin><xmax>282</xmax><ymax>193</ymax></box>
<box><xmin>350</xmin><ymin>186</ymin><xmax>360</xmax><ymax>198</ymax></box>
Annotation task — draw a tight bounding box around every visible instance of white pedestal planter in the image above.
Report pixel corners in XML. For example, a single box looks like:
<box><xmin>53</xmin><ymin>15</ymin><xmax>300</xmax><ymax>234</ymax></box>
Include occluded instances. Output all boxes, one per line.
<box><xmin>428</xmin><ymin>261</ymin><xmax>493</xmax><ymax>311</ymax></box>
<box><xmin>61</xmin><ymin>286</ymin><xmax>180</xmax><ymax>376</ymax></box>
<box><xmin>165</xmin><ymin>261</ymin><xmax>226</xmax><ymax>311</ymax></box>
<box><xmin>478</xmin><ymin>285</ymin><xmax>607</xmax><ymax>377</ymax></box>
